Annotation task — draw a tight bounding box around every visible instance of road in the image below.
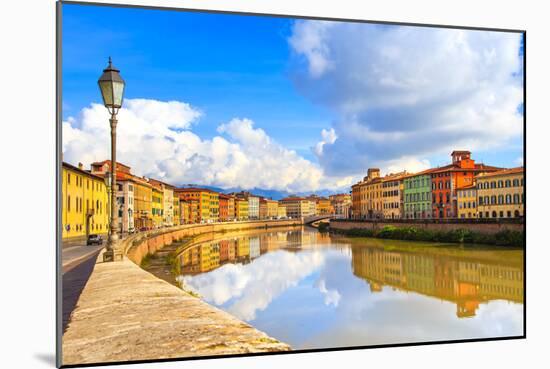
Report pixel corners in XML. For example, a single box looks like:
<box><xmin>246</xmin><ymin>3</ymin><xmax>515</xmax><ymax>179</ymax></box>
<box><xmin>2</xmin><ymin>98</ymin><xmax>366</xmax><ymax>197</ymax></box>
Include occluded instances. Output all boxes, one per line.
<box><xmin>62</xmin><ymin>244</ymin><xmax>104</xmax><ymax>274</ymax></box>
<box><xmin>62</xmin><ymin>242</ymin><xmax>104</xmax><ymax>333</ymax></box>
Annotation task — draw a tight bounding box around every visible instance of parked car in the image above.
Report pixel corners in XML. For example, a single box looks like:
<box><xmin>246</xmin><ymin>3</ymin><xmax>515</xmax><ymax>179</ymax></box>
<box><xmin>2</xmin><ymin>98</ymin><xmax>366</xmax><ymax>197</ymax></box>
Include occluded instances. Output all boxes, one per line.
<box><xmin>87</xmin><ymin>234</ymin><xmax>103</xmax><ymax>246</ymax></box>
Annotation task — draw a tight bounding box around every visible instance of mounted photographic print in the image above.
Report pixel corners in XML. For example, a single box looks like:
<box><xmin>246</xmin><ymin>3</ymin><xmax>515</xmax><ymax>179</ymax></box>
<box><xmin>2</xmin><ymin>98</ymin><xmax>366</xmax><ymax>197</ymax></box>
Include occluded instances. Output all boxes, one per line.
<box><xmin>57</xmin><ymin>1</ymin><xmax>525</xmax><ymax>367</ymax></box>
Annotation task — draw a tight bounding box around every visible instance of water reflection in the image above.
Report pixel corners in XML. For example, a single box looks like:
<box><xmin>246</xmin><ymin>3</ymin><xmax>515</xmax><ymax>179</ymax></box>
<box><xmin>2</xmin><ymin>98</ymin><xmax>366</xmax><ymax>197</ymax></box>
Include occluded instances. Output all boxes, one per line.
<box><xmin>179</xmin><ymin>227</ymin><xmax>523</xmax><ymax>348</ymax></box>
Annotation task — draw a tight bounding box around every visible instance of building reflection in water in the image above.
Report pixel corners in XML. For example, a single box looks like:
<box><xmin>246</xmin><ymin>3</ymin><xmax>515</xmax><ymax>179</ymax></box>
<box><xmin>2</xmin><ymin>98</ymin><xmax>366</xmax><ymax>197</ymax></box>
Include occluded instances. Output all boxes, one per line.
<box><xmin>352</xmin><ymin>246</ymin><xmax>524</xmax><ymax>318</ymax></box>
<box><xmin>179</xmin><ymin>227</ymin><xmax>523</xmax><ymax>318</ymax></box>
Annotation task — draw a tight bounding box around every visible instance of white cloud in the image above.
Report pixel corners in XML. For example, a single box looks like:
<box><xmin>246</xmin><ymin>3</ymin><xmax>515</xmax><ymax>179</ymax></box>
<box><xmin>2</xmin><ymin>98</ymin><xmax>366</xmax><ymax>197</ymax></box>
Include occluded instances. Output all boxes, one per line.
<box><xmin>313</xmin><ymin>128</ymin><xmax>337</xmax><ymax>156</ymax></box>
<box><xmin>289</xmin><ymin>21</ymin><xmax>523</xmax><ymax>176</ymax></box>
<box><xmin>62</xmin><ymin>99</ymin><xmax>349</xmax><ymax>192</ymax></box>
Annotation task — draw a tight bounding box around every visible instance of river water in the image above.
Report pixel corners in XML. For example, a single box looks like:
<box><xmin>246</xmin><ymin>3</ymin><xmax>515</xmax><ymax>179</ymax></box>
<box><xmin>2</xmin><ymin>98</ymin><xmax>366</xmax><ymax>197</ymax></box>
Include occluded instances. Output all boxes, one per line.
<box><xmin>178</xmin><ymin>226</ymin><xmax>524</xmax><ymax>349</ymax></box>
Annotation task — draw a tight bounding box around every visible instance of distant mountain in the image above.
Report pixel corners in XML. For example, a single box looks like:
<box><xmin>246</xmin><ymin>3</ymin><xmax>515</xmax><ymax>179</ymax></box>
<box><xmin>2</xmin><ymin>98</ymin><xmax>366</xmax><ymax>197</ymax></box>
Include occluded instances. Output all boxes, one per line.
<box><xmin>176</xmin><ymin>184</ymin><xmax>348</xmax><ymax>200</ymax></box>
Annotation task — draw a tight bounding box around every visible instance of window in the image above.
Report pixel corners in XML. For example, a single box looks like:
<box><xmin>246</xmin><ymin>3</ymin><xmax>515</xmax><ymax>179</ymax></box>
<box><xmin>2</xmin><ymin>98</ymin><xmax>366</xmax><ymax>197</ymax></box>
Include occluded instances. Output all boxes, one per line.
<box><xmin>491</xmin><ymin>181</ymin><xmax>496</xmax><ymax>189</ymax></box>
<box><xmin>446</xmin><ymin>194</ymin><xmax>450</xmax><ymax>203</ymax></box>
<box><xmin>67</xmin><ymin>173</ymin><xmax>71</xmax><ymax>184</ymax></box>
<box><xmin>499</xmin><ymin>211</ymin><xmax>504</xmax><ymax>218</ymax></box>
<box><xmin>498</xmin><ymin>195</ymin><xmax>504</xmax><ymax>204</ymax></box>
<box><xmin>67</xmin><ymin>195</ymin><xmax>71</xmax><ymax>211</ymax></box>
<box><xmin>505</xmin><ymin>180</ymin><xmax>511</xmax><ymax>187</ymax></box>
<box><xmin>513</xmin><ymin>179</ymin><xmax>519</xmax><ymax>187</ymax></box>
<box><xmin>498</xmin><ymin>180</ymin><xmax>503</xmax><ymax>188</ymax></box>
<box><xmin>513</xmin><ymin>194</ymin><xmax>520</xmax><ymax>204</ymax></box>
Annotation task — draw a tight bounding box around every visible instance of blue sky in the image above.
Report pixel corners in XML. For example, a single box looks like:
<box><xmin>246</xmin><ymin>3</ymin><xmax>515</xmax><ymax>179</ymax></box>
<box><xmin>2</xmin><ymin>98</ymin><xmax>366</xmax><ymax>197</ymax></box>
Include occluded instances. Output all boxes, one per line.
<box><xmin>62</xmin><ymin>3</ymin><xmax>524</xmax><ymax>192</ymax></box>
<box><xmin>62</xmin><ymin>4</ymin><xmax>332</xmax><ymax>161</ymax></box>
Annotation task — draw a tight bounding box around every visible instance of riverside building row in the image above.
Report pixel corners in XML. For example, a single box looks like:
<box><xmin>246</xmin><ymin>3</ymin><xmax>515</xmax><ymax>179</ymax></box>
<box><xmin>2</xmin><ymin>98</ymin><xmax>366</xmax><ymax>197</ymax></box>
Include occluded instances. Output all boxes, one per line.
<box><xmin>351</xmin><ymin>151</ymin><xmax>524</xmax><ymax>220</ymax></box>
<box><xmin>61</xmin><ymin>160</ymin><xmax>348</xmax><ymax>241</ymax></box>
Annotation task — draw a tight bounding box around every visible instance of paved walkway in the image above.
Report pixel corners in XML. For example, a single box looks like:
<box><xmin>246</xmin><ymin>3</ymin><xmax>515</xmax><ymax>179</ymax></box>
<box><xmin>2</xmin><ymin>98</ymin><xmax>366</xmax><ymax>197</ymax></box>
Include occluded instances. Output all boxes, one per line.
<box><xmin>62</xmin><ymin>252</ymin><xmax>289</xmax><ymax>366</ymax></box>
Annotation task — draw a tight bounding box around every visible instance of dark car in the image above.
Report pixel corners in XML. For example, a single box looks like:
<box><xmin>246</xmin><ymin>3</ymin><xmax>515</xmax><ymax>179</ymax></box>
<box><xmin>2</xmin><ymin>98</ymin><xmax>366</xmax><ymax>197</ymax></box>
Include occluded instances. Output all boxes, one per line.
<box><xmin>87</xmin><ymin>234</ymin><xmax>103</xmax><ymax>246</ymax></box>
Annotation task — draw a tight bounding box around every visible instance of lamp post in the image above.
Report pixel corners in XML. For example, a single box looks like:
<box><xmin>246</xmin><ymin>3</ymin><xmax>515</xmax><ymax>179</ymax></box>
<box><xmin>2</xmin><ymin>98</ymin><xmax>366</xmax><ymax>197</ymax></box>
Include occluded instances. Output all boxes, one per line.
<box><xmin>98</xmin><ymin>57</ymin><xmax>125</xmax><ymax>262</ymax></box>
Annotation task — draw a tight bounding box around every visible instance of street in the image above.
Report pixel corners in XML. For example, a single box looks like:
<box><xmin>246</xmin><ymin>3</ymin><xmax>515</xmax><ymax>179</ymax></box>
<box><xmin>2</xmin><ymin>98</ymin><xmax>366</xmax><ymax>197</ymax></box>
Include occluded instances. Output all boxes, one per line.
<box><xmin>62</xmin><ymin>243</ymin><xmax>104</xmax><ymax>332</ymax></box>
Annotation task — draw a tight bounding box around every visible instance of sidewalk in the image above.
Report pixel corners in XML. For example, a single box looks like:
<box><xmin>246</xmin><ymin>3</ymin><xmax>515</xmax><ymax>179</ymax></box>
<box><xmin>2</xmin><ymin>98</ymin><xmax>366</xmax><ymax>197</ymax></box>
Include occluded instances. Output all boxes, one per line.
<box><xmin>62</xmin><ymin>251</ymin><xmax>290</xmax><ymax>365</ymax></box>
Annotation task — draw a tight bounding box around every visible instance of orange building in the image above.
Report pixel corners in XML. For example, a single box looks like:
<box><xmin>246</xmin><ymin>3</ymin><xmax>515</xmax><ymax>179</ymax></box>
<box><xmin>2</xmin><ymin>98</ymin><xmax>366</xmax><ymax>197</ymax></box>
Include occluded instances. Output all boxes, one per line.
<box><xmin>431</xmin><ymin>151</ymin><xmax>500</xmax><ymax>219</ymax></box>
<box><xmin>218</xmin><ymin>194</ymin><xmax>230</xmax><ymax>222</ymax></box>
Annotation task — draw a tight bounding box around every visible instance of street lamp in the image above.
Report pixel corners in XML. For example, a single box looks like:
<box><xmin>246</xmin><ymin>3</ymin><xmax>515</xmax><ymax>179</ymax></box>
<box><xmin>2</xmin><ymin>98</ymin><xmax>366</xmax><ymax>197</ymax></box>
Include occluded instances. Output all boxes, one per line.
<box><xmin>98</xmin><ymin>57</ymin><xmax>125</xmax><ymax>262</ymax></box>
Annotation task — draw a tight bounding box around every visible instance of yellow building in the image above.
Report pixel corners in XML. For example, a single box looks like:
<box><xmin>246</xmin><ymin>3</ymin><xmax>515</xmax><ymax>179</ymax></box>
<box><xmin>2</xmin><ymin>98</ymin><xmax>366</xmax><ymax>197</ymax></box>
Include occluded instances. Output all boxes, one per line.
<box><xmin>209</xmin><ymin>191</ymin><xmax>220</xmax><ymax>222</ymax></box>
<box><xmin>62</xmin><ymin>162</ymin><xmax>109</xmax><ymax>240</ymax></box>
<box><xmin>175</xmin><ymin>188</ymin><xmax>217</xmax><ymax>223</ymax></box>
<box><xmin>307</xmin><ymin>195</ymin><xmax>332</xmax><ymax>215</ymax></box>
<box><xmin>381</xmin><ymin>172</ymin><xmax>407</xmax><ymax>219</ymax></box>
<box><xmin>352</xmin><ymin>169</ymin><xmax>404</xmax><ymax>220</ymax></box>
<box><xmin>457</xmin><ymin>184</ymin><xmax>478</xmax><ymax>219</ymax></box>
<box><xmin>280</xmin><ymin>197</ymin><xmax>312</xmax><ymax>218</ymax></box>
<box><xmin>173</xmin><ymin>196</ymin><xmax>180</xmax><ymax>226</ymax></box>
<box><xmin>133</xmin><ymin>177</ymin><xmax>153</xmax><ymax>230</ymax></box>
<box><xmin>260</xmin><ymin>199</ymin><xmax>279</xmax><ymax>219</ymax></box>
<box><xmin>476</xmin><ymin>167</ymin><xmax>524</xmax><ymax>219</ymax></box>
<box><xmin>151</xmin><ymin>184</ymin><xmax>164</xmax><ymax>228</ymax></box>
<box><xmin>235</xmin><ymin>198</ymin><xmax>249</xmax><ymax>220</ymax></box>
<box><xmin>277</xmin><ymin>204</ymin><xmax>287</xmax><ymax>218</ymax></box>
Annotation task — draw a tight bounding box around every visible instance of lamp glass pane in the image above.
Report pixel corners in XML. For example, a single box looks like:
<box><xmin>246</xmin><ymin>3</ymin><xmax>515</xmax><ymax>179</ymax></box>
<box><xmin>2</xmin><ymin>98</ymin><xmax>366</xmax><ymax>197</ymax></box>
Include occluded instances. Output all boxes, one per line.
<box><xmin>112</xmin><ymin>81</ymin><xmax>125</xmax><ymax>107</ymax></box>
<box><xmin>99</xmin><ymin>80</ymin><xmax>114</xmax><ymax>106</ymax></box>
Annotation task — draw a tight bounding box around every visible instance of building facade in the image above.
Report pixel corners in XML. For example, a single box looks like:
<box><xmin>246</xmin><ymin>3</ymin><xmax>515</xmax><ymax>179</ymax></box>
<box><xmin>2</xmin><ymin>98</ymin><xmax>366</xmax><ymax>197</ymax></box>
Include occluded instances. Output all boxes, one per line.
<box><xmin>151</xmin><ymin>185</ymin><xmax>164</xmax><ymax>228</ymax></box>
<box><xmin>259</xmin><ymin>199</ymin><xmax>279</xmax><ymax>219</ymax></box>
<box><xmin>62</xmin><ymin>162</ymin><xmax>109</xmax><ymax>240</ymax></box>
<box><xmin>218</xmin><ymin>194</ymin><xmax>230</xmax><ymax>222</ymax></box>
<box><xmin>330</xmin><ymin>193</ymin><xmax>352</xmax><ymax>219</ymax></box>
<box><xmin>235</xmin><ymin>198</ymin><xmax>249</xmax><ymax>220</ymax></box>
<box><xmin>133</xmin><ymin>178</ymin><xmax>153</xmax><ymax>230</ymax></box>
<box><xmin>175</xmin><ymin>188</ymin><xmax>217</xmax><ymax>223</ymax></box>
<box><xmin>431</xmin><ymin>151</ymin><xmax>500</xmax><ymax>219</ymax></box>
<box><xmin>381</xmin><ymin>172</ymin><xmax>406</xmax><ymax>219</ymax></box>
<box><xmin>457</xmin><ymin>184</ymin><xmax>477</xmax><ymax>219</ymax></box>
<box><xmin>403</xmin><ymin>171</ymin><xmax>433</xmax><ymax>219</ymax></box>
<box><xmin>476</xmin><ymin>167</ymin><xmax>524</xmax><ymax>219</ymax></box>
<box><xmin>280</xmin><ymin>197</ymin><xmax>311</xmax><ymax>218</ymax></box>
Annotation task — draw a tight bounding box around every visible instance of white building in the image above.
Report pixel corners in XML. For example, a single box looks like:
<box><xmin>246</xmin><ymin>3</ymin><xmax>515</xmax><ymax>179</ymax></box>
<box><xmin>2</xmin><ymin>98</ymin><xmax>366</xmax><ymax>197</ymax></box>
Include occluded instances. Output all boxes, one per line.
<box><xmin>248</xmin><ymin>196</ymin><xmax>260</xmax><ymax>219</ymax></box>
<box><xmin>116</xmin><ymin>180</ymin><xmax>134</xmax><ymax>234</ymax></box>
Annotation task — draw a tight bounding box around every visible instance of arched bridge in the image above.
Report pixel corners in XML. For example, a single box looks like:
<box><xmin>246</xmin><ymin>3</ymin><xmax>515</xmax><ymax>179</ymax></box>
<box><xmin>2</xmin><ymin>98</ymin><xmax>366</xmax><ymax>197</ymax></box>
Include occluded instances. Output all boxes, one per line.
<box><xmin>303</xmin><ymin>215</ymin><xmax>333</xmax><ymax>225</ymax></box>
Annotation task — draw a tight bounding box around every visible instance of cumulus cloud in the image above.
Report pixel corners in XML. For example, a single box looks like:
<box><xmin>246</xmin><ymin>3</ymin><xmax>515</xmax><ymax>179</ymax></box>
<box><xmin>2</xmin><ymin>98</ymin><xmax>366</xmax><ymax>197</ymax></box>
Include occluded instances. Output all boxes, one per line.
<box><xmin>62</xmin><ymin>98</ymin><xmax>348</xmax><ymax>192</ymax></box>
<box><xmin>289</xmin><ymin>21</ymin><xmax>524</xmax><ymax>176</ymax></box>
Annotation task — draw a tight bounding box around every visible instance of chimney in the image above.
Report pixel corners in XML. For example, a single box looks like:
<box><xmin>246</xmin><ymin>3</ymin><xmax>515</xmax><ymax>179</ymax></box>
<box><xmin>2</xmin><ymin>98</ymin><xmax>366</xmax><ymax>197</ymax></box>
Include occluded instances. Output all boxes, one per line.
<box><xmin>78</xmin><ymin>162</ymin><xmax>83</xmax><ymax>170</ymax></box>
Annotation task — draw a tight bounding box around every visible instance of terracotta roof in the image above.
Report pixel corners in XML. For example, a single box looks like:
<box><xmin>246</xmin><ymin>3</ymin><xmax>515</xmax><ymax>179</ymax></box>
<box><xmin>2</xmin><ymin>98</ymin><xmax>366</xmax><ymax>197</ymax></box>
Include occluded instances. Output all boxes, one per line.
<box><xmin>280</xmin><ymin>196</ymin><xmax>306</xmax><ymax>201</ymax></box>
<box><xmin>174</xmin><ymin>187</ymin><xmax>216</xmax><ymax>193</ymax></box>
<box><xmin>90</xmin><ymin>160</ymin><xmax>131</xmax><ymax>170</ymax></box>
<box><xmin>457</xmin><ymin>184</ymin><xmax>477</xmax><ymax>190</ymax></box>
<box><xmin>148</xmin><ymin>178</ymin><xmax>176</xmax><ymax>189</ymax></box>
<box><xmin>62</xmin><ymin>162</ymin><xmax>105</xmax><ymax>181</ymax></box>
<box><xmin>476</xmin><ymin>167</ymin><xmax>524</xmax><ymax>178</ymax></box>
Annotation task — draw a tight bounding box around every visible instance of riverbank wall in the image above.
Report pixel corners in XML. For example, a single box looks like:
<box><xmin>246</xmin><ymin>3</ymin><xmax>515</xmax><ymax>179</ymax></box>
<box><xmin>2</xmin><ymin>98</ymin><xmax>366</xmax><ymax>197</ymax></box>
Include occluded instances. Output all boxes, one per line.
<box><xmin>62</xmin><ymin>219</ymin><xmax>299</xmax><ymax>366</ymax></box>
<box><xmin>330</xmin><ymin>218</ymin><xmax>524</xmax><ymax>234</ymax></box>
<box><xmin>125</xmin><ymin>219</ymin><xmax>303</xmax><ymax>265</ymax></box>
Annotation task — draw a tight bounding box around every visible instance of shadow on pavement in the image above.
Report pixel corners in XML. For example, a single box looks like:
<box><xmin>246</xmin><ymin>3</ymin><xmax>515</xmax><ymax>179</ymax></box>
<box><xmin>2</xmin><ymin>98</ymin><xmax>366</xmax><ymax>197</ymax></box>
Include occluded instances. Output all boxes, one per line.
<box><xmin>62</xmin><ymin>250</ymin><xmax>101</xmax><ymax>333</ymax></box>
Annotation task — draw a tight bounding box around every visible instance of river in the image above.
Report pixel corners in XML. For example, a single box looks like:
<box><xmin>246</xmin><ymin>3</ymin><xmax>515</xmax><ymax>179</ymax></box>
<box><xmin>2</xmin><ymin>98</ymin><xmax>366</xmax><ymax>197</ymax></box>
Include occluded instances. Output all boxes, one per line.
<box><xmin>177</xmin><ymin>226</ymin><xmax>524</xmax><ymax>349</ymax></box>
